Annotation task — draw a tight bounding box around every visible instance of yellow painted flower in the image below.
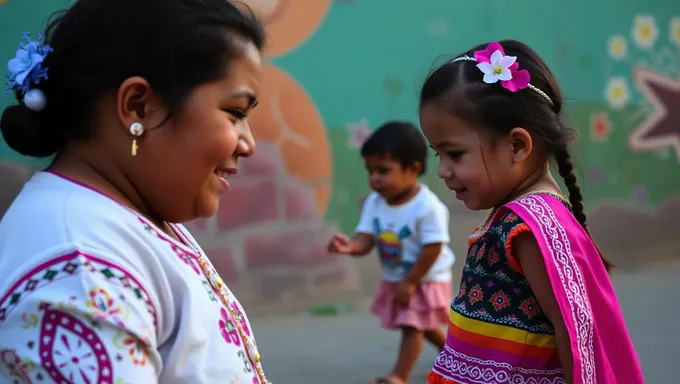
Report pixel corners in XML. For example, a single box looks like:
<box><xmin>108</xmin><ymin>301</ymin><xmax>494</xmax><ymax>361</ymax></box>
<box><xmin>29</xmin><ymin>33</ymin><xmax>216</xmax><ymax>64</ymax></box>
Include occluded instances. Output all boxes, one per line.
<box><xmin>607</xmin><ymin>35</ymin><xmax>627</xmax><ymax>59</ymax></box>
<box><xmin>632</xmin><ymin>15</ymin><xmax>658</xmax><ymax>49</ymax></box>
<box><xmin>605</xmin><ymin>77</ymin><xmax>630</xmax><ymax>109</ymax></box>
<box><xmin>670</xmin><ymin>17</ymin><xmax>680</xmax><ymax>47</ymax></box>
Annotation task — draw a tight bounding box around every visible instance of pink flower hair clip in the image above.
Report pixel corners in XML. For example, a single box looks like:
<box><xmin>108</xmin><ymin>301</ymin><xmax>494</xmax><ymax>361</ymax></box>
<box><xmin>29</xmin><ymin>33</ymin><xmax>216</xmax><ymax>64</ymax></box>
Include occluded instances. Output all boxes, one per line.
<box><xmin>452</xmin><ymin>42</ymin><xmax>553</xmax><ymax>105</ymax></box>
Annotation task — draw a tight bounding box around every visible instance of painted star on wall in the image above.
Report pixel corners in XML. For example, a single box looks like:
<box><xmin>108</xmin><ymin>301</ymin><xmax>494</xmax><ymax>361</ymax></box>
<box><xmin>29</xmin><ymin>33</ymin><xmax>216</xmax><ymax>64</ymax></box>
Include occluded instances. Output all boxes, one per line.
<box><xmin>628</xmin><ymin>68</ymin><xmax>680</xmax><ymax>163</ymax></box>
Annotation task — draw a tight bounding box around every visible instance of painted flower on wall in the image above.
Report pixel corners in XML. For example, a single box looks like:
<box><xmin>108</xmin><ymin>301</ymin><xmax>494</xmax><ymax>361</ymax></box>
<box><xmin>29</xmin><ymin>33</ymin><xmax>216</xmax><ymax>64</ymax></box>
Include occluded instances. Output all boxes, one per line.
<box><xmin>587</xmin><ymin>164</ymin><xmax>604</xmax><ymax>184</ymax></box>
<box><xmin>590</xmin><ymin>112</ymin><xmax>612</xmax><ymax>142</ymax></box>
<box><xmin>605</xmin><ymin>77</ymin><xmax>630</xmax><ymax>109</ymax></box>
<box><xmin>607</xmin><ymin>35</ymin><xmax>627</xmax><ymax>59</ymax></box>
<box><xmin>670</xmin><ymin>17</ymin><xmax>680</xmax><ymax>47</ymax></box>
<box><xmin>346</xmin><ymin>118</ymin><xmax>372</xmax><ymax>149</ymax></box>
<box><xmin>631</xmin><ymin>15</ymin><xmax>659</xmax><ymax>49</ymax></box>
<box><xmin>633</xmin><ymin>185</ymin><xmax>649</xmax><ymax>206</ymax></box>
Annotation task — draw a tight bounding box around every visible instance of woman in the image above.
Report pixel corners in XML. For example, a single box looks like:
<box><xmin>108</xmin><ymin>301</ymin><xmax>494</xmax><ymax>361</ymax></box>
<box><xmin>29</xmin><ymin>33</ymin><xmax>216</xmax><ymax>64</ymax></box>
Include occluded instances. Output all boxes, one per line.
<box><xmin>0</xmin><ymin>0</ymin><xmax>268</xmax><ymax>382</ymax></box>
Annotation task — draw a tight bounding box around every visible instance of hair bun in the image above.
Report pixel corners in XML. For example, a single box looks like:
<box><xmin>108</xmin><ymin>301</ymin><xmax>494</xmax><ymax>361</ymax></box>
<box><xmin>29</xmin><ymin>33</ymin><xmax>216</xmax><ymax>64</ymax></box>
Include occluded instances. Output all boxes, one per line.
<box><xmin>0</xmin><ymin>103</ymin><xmax>60</xmax><ymax>158</ymax></box>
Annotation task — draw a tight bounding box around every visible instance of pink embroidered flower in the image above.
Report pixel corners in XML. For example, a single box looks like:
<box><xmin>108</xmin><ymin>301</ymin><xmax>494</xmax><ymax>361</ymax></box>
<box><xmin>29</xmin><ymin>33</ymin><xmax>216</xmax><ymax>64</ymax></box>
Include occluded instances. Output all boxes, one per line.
<box><xmin>487</xmin><ymin>248</ymin><xmax>500</xmax><ymax>265</ymax></box>
<box><xmin>468</xmin><ymin>284</ymin><xmax>484</xmax><ymax>305</ymax></box>
<box><xmin>520</xmin><ymin>297</ymin><xmax>540</xmax><ymax>319</ymax></box>
<box><xmin>231</xmin><ymin>302</ymin><xmax>251</xmax><ymax>337</ymax></box>
<box><xmin>490</xmin><ymin>290</ymin><xmax>511</xmax><ymax>311</ymax></box>
<box><xmin>474</xmin><ymin>42</ymin><xmax>530</xmax><ymax>92</ymax></box>
<box><xmin>457</xmin><ymin>284</ymin><xmax>467</xmax><ymax>298</ymax></box>
<box><xmin>475</xmin><ymin>244</ymin><xmax>486</xmax><ymax>262</ymax></box>
<box><xmin>253</xmin><ymin>377</ymin><xmax>260</xmax><ymax>384</ymax></box>
<box><xmin>219</xmin><ymin>307</ymin><xmax>241</xmax><ymax>346</ymax></box>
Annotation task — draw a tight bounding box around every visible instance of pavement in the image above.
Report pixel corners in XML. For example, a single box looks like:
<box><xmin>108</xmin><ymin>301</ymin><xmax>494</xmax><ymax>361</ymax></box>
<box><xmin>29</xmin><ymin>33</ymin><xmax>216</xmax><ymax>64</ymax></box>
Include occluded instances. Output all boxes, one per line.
<box><xmin>250</xmin><ymin>263</ymin><xmax>680</xmax><ymax>384</ymax></box>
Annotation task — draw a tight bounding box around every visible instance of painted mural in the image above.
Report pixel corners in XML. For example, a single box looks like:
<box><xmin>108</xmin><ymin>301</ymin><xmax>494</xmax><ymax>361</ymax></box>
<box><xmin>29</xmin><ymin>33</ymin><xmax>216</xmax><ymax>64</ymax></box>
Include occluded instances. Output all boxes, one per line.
<box><xmin>0</xmin><ymin>1</ymin><xmax>679</xmax><ymax>310</ymax></box>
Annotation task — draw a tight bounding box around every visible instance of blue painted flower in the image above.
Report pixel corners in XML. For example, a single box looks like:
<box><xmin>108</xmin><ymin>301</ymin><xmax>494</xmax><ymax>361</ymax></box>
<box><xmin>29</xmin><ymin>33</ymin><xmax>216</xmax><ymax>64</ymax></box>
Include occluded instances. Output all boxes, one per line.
<box><xmin>5</xmin><ymin>33</ymin><xmax>52</xmax><ymax>94</ymax></box>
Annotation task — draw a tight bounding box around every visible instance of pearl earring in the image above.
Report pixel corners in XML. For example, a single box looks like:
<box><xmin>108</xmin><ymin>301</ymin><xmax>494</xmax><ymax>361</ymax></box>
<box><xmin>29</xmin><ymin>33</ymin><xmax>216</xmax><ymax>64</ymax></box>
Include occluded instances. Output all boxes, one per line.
<box><xmin>129</xmin><ymin>122</ymin><xmax>144</xmax><ymax>157</ymax></box>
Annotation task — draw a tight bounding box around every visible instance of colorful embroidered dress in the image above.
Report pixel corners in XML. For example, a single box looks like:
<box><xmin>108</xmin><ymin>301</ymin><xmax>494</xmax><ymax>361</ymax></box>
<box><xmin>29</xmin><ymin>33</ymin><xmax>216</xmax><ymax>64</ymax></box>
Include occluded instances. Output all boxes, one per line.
<box><xmin>0</xmin><ymin>172</ymin><xmax>264</xmax><ymax>384</ymax></box>
<box><xmin>428</xmin><ymin>192</ymin><xmax>644</xmax><ymax>384</ymax></box>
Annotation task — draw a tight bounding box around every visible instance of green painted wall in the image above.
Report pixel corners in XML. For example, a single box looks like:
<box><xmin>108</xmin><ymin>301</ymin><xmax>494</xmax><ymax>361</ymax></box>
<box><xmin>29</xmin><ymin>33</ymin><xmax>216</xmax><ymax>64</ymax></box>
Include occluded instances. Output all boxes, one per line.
<box><xmin>1</xmin><ymin>0</ymin><xmax>679</xmax><ymax>277</ymax></box>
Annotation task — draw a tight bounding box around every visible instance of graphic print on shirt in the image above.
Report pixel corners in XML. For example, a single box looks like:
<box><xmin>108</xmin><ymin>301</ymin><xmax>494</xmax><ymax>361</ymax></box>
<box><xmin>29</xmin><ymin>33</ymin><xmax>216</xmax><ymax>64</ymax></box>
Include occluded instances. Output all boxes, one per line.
<box><xmin>372</xmin><ymin>218</ymin><xmax>412</xmax><ymax>271</ymax></box>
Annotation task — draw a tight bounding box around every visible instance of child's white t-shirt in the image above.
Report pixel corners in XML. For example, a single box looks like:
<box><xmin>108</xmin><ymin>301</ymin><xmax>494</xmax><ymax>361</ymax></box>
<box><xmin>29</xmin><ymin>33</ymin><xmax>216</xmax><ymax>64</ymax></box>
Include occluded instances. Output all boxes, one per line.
<box><xmin>0</xmin><ymin>172</ymin><xmax>264</xmax><ymax>384</ymax></box>
<box><xmin>356</xmin><ymin>184</ymin><xmax>455</xmax><ymax>282</ymax></box>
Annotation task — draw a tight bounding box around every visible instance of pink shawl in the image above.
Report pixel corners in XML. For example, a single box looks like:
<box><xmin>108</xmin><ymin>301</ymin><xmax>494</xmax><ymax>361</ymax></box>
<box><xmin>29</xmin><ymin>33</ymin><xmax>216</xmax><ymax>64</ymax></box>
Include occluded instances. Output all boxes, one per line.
<box><xmin>505</xmin><ymin>193</ymin><xmax>644</xmax><ymax>384</ymax></box>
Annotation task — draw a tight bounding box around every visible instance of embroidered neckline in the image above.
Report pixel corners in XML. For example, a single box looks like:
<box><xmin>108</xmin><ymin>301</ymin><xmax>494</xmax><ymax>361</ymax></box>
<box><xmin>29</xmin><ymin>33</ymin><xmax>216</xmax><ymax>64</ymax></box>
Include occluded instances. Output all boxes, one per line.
<box><xmin>469</xmin><ymin>190</ymin><xmax>568</xmax><ymax>242</ymax></box>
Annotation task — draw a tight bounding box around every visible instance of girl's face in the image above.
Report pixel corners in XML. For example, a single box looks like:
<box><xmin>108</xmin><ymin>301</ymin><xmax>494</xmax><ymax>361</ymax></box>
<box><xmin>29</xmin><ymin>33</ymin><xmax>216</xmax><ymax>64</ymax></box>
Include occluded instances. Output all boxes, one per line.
<box><xmin>419</xmin><ymin>103</ymin><xmax>520</xmax><ymax>211</ymax></box>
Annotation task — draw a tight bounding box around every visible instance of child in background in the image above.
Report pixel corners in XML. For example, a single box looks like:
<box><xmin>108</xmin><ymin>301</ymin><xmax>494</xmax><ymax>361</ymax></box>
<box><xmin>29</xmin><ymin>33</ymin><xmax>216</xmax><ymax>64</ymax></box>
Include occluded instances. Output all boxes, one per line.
<box><xmin>419</xmin><ymin>40</ymin><xmax>644</xmax><ymax>384</ymax></box>
<box><xmin>328</xmin><ymin>121</ymin><xmax>455</xmax><ymax>384</ymax></box>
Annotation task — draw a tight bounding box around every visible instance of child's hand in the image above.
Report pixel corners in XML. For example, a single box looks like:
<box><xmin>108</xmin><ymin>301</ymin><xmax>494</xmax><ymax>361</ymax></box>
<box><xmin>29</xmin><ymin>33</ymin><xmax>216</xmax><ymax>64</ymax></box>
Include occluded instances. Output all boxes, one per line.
<box><xmin>328</xmin><ymin>233</ymin><xmax>352</xmax><ymax>254</ymax></box>
<box><xmin>395</xmin><ymin>280</ymin><xmax>417</xmax><ymax>305</ymax></box>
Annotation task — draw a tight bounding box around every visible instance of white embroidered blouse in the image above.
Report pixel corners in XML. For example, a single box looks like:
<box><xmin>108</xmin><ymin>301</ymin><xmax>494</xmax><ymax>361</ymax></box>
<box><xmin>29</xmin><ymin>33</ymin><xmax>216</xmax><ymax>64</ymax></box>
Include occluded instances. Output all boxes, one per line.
<box><xmin>0</xmin><ymin>171</ymin><xmax>264</xmax><ymax>384</ymax></box>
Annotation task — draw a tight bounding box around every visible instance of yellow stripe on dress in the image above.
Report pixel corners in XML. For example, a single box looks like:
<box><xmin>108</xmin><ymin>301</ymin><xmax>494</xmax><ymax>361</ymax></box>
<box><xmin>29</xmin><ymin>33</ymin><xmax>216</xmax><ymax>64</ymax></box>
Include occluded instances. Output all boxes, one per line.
<box><xmin>449</xmin><ymin>310</ymin><xmax>558</xmax><ymax>359</ymax></box>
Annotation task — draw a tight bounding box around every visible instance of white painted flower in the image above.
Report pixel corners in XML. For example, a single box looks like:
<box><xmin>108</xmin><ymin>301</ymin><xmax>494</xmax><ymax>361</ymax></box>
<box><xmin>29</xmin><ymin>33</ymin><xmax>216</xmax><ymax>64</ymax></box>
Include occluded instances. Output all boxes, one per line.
<box><xmin>607</xmin><ymin>35</ymin><xmax>627</xmax><ymax>59</ymax></box>
<box><xmin>631</xmin><ymin>15</ymin><xmax>659</xmax><ymax>49</ymax></box>
<box><xmin>605</xmin><ymin>77</ymin><xmax>630</xmax><ymax>109</ymax></box>
<box><xmin>670</xmin><ymin>17</ymin><xmax>680</xmax><ymax>47</ymax></box>
<box><xmin>476</xmin><ymin>50</ymin><xmax>516</xmax><ymax>84</ymax></box>
<box><xmin>427</xmin><ymin>20</ymin><xmax>449</xmax><ymax>36</ymax></box>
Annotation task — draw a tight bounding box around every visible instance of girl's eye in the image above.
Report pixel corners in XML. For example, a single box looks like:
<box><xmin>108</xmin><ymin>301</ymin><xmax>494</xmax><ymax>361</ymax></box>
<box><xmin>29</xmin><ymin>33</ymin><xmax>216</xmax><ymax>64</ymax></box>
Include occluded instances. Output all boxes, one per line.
<box><xmin>226</xmin><ymin>109</ymin><xmax>246</xmax><ymax>120</ymax></box>
<box><xmin>448</xmin><ymin>151</ymin><xmax>463</xmax><ymax>159</ymax></box>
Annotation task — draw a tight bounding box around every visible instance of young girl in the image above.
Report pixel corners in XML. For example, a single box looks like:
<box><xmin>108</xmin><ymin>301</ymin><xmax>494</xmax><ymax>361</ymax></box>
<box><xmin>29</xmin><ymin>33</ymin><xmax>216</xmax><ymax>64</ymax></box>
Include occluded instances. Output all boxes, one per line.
<box><xmin>328</xmin><ymin>121</ymin><xmax>455</xmax><ymax>384</ymax></box>
<box><xmin>0</xmin><ymin>0</ymin><xmax>268</xmax><ymax>383</ymax></box>
<box><xmin>419</xmin><ymin>40</ymin><xmax>644</xmax><ymax>384</ymax></box>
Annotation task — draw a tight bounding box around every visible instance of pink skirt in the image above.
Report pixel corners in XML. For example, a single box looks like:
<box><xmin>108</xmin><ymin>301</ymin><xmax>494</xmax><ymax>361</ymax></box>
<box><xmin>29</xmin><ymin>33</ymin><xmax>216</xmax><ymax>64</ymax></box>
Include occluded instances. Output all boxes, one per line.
<box><xmin>370</xmin><ymin>280</ymin><xmax>451</xmax><ymax>331</ymax></box>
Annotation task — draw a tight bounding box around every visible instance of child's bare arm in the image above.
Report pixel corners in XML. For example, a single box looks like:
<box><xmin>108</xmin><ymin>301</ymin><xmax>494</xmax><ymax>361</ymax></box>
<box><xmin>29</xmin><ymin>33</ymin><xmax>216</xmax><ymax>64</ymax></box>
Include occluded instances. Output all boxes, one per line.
<box><xmin>348</xmin><ymin>233</ymin><xmax>375</xmax><ymax>256</ymax></box>
<box><xmin>513</xmin><ymin>231</ymin><xmax>574</xmax><ymax>384</ymax></box>
<box><xmin>404</xmin><ymin>243</ymin><xmax>442</xmax><ymax>283</ymax></box>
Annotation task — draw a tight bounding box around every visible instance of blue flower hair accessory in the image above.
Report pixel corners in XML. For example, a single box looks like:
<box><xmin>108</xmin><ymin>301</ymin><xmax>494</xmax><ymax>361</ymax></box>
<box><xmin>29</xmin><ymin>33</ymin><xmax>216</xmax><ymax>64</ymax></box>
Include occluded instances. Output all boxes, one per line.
<box><xmin>5</xmin><ymin>32</ymin><xmax>53</xmax><ymax>111</ymax></box>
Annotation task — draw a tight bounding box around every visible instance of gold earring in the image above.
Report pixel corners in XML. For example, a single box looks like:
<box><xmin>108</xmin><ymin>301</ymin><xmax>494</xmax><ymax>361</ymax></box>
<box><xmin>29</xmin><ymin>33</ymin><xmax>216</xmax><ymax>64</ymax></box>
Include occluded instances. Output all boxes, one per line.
<box><xmin>129</xmin><ymin>122</ymin><xmax>144</xmax><ymax>156</ymax></box>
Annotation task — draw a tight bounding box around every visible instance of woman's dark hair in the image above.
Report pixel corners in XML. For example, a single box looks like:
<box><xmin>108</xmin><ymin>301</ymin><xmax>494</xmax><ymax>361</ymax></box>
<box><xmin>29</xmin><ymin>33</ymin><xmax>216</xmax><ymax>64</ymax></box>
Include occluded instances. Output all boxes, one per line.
<box><xmin>0</xmin><ymin>0</ymin><xmax>265</xmax><ymax>158</ymax></box>
<box><xmin>420</xmin><ymin>39</ymin><xmax>612</xmax><ymax>271</ymax></box>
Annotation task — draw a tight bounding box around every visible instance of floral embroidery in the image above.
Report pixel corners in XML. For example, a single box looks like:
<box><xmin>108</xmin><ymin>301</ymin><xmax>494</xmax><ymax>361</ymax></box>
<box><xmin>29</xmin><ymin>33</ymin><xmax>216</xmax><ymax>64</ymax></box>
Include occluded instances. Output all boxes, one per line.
<box><xmin>123</xmin><ymin>336</ymin><xmax>147</xmax><ymax>366</ymax></box>
<box><xmin>231</xmin><ymin>302</ymin><xmax>250</xmax><ymax>337</ymax></box>
<box><xmin>489</xmin><ymin>290</ymin><xmax>511</xmax><ymax>311</ymax></box>
<box><xmin>474</xmin><ymin>244</ymin><xmax>486</xmax><ymax>262</ymax></box>
<box><xmin>451</xmin><ymin>209</ymin><xmax>555</xmax><ymax>334</ymax></box>
<box><xmin>87</xmin><ymin>287</ymin><xmax>128</xmax><ymax>327</ymax></box>
<box><xmin>520</xmin><ymin>297</ymin><xmax>540</xmax><ymax>319</ymax></box>
<box><xmin>468</xmin><ymin>284</ymin><xmax>483</xmax><ymax>305</ymax></box>
<box><xmin>0</xmin><ymin>349</ymin><xmax>34</xmax><ymax>383</ymax></box>
<box><xmin>487</xmin><ymin>248</ymin><xmax>500</xmax><ymax>265</ymax></box>
<box><xmin>38</xmin><ymin>303</ymin><xmax>115</xmax><ymax>384</ymax></box>
<box><xmin>0</xmin><ymin>252</ymin><xmax>156</xmax><ymax>327</ymax></box>
<box><xmin>219</xmin><ymin>307</ymin><xmax>241</xmax><ymax>346</ymax></box>
<box><xmin>21</xmin><ymin>312</ymin><xmax>39</xmax><ymax>329</ymax></box>
<box><xmin>456</xmin><ymin>284</ymin><xmax>467</xmax><ymax>299</ymax></box>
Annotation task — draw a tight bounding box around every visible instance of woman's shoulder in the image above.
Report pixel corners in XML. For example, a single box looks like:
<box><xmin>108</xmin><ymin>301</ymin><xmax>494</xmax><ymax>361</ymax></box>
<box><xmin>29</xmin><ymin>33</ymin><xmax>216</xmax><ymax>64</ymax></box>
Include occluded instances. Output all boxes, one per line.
<box><xmin>0</xmin><ymin>172</ymin><xmax>186</xmax><ymax>319</ymax></box>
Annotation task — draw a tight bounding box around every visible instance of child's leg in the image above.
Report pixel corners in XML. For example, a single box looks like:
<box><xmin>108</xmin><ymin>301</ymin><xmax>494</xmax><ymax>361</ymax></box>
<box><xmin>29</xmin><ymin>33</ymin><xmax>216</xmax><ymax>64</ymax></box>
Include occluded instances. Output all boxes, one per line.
<box><xmin>424</xmin><ymin>327</ymin><xmax>446</xmax><ymax>351</ymax></box>
<box><xmin>387</xmin><ymin>326</ymin><xmax>424</xmax><ymax>383</ymax></box>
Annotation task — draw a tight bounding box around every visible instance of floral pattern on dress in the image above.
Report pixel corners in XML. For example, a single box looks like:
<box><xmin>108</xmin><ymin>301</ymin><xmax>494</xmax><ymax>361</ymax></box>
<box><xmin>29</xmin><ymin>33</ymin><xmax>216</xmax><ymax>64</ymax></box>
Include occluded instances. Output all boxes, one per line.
<box><xmin>452</xmin><ymin>210</ymin><xmax>555</xmax><ymax>334</ymax></box>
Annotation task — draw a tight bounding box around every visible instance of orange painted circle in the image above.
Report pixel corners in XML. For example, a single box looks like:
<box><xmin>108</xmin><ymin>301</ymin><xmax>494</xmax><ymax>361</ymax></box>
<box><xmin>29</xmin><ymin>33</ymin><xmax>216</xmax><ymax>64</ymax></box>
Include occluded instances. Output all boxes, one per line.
<box><xmin>250</xmin><ymin>63</ymin><xmax>332</xmax><ymax>214</ymax></box>
<box><xmin>243</xmin><ymin>0</ymin><xmax>332</xmax><ymax>57</ymax></box>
